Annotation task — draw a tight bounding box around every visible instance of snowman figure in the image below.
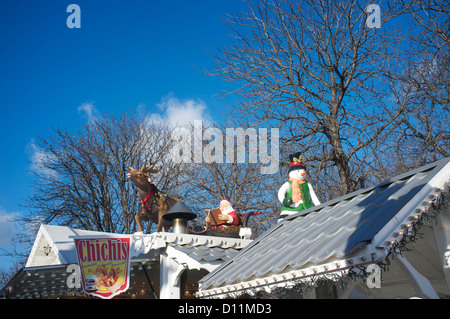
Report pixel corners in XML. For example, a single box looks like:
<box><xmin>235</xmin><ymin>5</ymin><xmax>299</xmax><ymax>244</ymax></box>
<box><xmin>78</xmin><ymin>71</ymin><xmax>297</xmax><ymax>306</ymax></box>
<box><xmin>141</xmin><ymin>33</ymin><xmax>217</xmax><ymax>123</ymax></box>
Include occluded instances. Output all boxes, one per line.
<box><xmin>278</xmin><ymin>152</ymin><xmax>320</xmax><ymax>220</ymax></box>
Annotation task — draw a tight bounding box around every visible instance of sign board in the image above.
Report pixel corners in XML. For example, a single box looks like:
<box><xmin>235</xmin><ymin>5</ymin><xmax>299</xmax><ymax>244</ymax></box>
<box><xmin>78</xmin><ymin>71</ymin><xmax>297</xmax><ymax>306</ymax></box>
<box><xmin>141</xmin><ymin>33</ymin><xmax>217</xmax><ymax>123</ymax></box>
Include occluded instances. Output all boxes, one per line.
<box><xmin>74</xmin><ymin>236</ymin><xmax>131</xmax><ymax>299</ymax></box>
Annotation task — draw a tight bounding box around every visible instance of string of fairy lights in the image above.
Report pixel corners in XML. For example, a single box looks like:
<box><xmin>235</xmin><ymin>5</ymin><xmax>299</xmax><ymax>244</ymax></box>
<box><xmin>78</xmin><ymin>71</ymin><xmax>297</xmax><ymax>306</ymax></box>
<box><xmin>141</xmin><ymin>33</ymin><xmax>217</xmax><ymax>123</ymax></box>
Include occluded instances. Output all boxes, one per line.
<box><xmin>376</xmin><ymin>185</ymin><xmax>449</xmax><ymax>277</ymax></box>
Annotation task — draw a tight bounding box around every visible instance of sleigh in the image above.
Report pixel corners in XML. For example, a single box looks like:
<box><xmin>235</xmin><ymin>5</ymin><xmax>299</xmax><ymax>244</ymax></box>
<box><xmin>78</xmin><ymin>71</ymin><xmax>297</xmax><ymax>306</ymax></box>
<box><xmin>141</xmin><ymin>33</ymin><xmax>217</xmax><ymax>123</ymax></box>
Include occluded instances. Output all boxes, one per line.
<box><xmin>188</xmin><ymin>208</ymin><xmax>261</xmax><ymax>238</ymax></box>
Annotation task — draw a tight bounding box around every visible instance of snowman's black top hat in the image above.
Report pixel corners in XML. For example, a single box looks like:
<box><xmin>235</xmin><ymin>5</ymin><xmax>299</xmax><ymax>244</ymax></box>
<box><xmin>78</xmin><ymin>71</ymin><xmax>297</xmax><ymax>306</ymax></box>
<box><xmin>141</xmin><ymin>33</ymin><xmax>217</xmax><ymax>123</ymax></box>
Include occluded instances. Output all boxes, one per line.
<box><xmin>288</xmin><ymin>152</ymin><xmax>306</xmax><ymax>173</ymax></box>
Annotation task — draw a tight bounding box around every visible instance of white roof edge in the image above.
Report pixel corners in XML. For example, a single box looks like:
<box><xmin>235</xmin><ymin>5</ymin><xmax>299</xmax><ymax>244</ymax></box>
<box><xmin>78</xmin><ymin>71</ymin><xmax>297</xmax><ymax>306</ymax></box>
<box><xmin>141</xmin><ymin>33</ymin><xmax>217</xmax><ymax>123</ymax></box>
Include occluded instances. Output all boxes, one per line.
<box><xmin>197</xmin><ymin>247</ymin><xmax>384</xmax><ymax>298</ymax></box>
<box><xmin>131</xmin><ymin>232</ymin><xmax>253</xmax><ymax>259</ymax></box>
<box><xmin>373</xmin><ymin>160</ymin><xmax>450</xmax><ymax>248</ymax></box>
<box><xmin>25</xmin><ymin>225</ymin><xmax>41</xmax><ymax>268</ymax></box>
<box><xmin>151</xmin><ymin>231</ymin><xmax>253</xmax><ymax>249</ymax></box>
<box><xmin>197</xmin><ymin>257</ymin><xmax>378</xmax><ymax>298</ymax></box>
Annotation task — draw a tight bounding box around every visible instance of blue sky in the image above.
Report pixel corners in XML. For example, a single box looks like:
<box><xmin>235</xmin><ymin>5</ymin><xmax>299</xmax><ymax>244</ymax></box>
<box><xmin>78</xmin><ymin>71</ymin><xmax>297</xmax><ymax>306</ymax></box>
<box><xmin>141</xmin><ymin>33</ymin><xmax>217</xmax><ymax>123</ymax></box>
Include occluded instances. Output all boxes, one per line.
<box><xmin>0</xmin><ymin>0</ymin><xmax>248</xmax><ymax>270</ymax></box>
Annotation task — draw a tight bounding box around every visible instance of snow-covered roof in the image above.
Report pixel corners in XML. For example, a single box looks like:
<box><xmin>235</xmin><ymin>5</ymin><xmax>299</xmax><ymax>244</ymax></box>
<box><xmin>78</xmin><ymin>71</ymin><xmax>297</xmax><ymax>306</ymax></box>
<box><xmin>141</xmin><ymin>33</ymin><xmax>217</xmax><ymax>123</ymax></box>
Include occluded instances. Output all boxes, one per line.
<box><xmin>25</xmin><ymin>224</ymin><xmax>112</xmax><ymax>268</ymax></box>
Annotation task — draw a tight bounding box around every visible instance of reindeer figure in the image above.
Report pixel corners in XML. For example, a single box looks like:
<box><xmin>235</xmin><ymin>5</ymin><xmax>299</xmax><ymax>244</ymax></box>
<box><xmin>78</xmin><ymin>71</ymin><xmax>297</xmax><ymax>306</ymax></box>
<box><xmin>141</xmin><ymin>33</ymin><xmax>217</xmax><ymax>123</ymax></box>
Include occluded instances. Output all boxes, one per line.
<box><xmin>127</xmin><ymin>164</ymin><xmax>177</xmax><ymax>233</ymax></box>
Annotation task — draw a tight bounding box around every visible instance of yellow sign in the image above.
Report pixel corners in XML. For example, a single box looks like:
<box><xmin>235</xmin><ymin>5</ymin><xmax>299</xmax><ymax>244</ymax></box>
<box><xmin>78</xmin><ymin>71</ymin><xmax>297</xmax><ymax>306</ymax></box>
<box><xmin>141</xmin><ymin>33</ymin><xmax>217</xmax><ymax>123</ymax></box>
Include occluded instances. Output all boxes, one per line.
<box><xmin>74</xmin><ymin>237</ymin><xmax>131</xmax><ymax>299</ymax></box>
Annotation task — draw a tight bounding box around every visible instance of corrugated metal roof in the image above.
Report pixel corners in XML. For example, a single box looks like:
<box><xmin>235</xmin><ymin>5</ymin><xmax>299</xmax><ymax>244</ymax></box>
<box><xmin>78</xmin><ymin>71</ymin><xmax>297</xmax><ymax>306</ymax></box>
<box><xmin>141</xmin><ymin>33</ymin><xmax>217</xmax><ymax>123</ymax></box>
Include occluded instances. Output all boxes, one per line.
<box><xmin>198</xmin><ymin>158</ymin><xmax>450</xmax><ymax>295</ymax></box>
<box><xmin>168</xmin><ymin>244</ymin><xmax>241</xmax><ymax>263</ymax></box>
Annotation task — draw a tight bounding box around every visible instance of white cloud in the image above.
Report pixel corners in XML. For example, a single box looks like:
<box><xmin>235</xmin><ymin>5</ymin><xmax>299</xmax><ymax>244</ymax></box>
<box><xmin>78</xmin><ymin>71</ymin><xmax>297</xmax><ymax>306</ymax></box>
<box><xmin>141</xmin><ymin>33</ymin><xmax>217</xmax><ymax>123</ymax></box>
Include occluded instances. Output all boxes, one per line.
<box><xmin>27</xmin><ymin>138</ymin><xmax>57</xmax><ymax>179</ymax></box>
<box><xmin>77</xmin><ymin>102</ymin><xmax>99</xmax><ymax>123</ymax></box>
<box><xmin>146</xmin><ymin>94</ymin><xmax>211</xmax><ymax>127</ymax></box>
<box><xmin>0</xmin><ymin>208</ymin><xmax>20</xmax><ymax>247</ymax></box>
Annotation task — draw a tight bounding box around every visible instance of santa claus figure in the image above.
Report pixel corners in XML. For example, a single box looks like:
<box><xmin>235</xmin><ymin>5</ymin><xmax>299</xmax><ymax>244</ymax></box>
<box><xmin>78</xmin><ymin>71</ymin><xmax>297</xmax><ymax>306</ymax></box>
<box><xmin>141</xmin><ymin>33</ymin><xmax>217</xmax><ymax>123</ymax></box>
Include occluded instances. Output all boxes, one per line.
<box><xmin>217</xmin><ymin>199</ymin><xmax>240</xmax><ymax>226</ymax></box>
<box><xmin>278</xmin><ymin>152</ymin><xmax>320</xmax><ymax>220</ymax></box>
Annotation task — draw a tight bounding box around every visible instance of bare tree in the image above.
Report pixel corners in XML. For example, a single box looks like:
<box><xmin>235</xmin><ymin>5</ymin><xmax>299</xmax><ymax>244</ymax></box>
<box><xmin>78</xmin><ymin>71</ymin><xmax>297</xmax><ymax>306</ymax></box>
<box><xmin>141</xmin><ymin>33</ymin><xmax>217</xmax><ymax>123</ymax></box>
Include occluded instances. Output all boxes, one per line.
<box><xmin>0</xmin><ymin>260</ymin><xmax>23</xmax><ymax>291</ymax></box>
<box><xmin>22</xmin><ymin>112</ymin><xmax>180</xmax><ymax>235</ymax></box>
<box><xmin>398</xmin><ymin>0</ymin><xmax>450</xmax><ymax>159</ymax></box>
<box><xmin>207</xmin><ymin>0</ymin><xmax>410</xmax><ymax>196</ymax></box>
<box><xmin>182</xmin><ymin>161</ymin><xmax>279</xmax><ymax>236</ymax></box>
<box><xmin>172</xmin><ymin>121</ymin><xmax>280</xmax><ymax>236</ymax></box>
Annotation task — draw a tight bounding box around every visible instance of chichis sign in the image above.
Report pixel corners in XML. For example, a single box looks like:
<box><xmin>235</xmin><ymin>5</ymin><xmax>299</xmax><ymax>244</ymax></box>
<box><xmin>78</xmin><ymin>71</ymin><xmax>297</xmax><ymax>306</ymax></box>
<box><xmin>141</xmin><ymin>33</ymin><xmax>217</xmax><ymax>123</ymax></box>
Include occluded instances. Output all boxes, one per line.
<box><xmin>74</xmin><ymin>236</ymin><xmax>131</xmax><ymax>299</ymax></box>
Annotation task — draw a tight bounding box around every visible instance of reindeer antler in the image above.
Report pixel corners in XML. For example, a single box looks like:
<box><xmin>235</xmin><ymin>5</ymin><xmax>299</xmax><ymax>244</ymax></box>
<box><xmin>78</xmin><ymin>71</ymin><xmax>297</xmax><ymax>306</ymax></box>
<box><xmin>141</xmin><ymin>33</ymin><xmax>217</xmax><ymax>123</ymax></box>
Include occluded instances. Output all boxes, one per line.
<box><xmin>141</xmin><ymin>163</ymin><xmax>161</xmax><ymax>174</ymax></box>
